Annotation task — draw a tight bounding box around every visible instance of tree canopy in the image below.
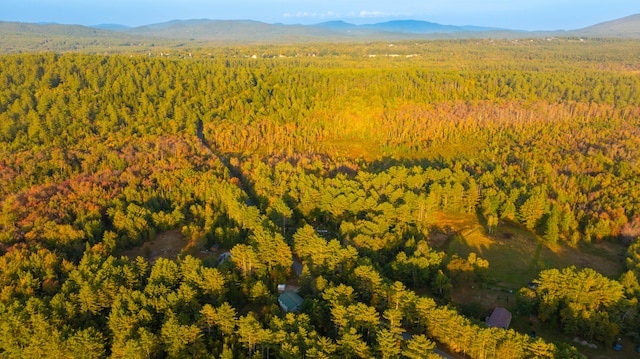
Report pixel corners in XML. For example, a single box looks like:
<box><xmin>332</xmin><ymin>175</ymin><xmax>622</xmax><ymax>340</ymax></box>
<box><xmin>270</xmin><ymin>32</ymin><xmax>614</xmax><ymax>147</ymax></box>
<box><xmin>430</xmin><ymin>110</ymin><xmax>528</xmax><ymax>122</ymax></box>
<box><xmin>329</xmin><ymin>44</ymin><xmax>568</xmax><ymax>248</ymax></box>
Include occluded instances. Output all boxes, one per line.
<box><xmin>1</xmin><ymin>38</ymin><xmax>640</xmax><ymax>358</ymax></box>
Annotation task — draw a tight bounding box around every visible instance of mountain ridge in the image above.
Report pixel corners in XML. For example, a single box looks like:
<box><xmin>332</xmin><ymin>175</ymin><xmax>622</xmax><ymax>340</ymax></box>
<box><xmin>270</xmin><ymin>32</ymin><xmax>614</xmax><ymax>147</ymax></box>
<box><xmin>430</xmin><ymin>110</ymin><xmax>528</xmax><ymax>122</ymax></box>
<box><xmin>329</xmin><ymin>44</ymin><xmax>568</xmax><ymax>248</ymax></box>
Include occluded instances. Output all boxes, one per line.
<box><xmin>0</xmin><ymin>14</ymin><xmax>639</xmax><ymax>52</ymax></box>
<box><xmin>569</xmin><ymin>13</ymin><xmax>640</xmax><ymax>38</ymax></box>
<box><xmin>123</xmin><ymin>18</ymin><xmax>482</xmax><ymax>41</ymax></box>
<box><xmin>101</xmin><ymin>13</ymin><xmax>640</xmax><ymax>40</ymax></box>
<box><xmin>356</xmin><ymin>20</ymin><xmax>503</xmax><ymax>33</ymax></box>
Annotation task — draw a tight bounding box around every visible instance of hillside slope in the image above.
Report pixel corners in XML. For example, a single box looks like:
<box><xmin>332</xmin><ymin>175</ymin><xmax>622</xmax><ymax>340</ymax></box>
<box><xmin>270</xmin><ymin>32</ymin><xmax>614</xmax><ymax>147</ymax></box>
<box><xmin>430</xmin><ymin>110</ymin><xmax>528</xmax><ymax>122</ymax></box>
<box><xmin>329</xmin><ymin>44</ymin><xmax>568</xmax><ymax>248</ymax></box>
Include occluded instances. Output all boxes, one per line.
<box><xmin>571</xmin><ymin>13</ymin><xmax>640</xmax><ymax>37</ymax></box>
<box><xmin>125</xmin><ymin>19</ymin><xmax>350</xmax><ymax>42</ymax></box>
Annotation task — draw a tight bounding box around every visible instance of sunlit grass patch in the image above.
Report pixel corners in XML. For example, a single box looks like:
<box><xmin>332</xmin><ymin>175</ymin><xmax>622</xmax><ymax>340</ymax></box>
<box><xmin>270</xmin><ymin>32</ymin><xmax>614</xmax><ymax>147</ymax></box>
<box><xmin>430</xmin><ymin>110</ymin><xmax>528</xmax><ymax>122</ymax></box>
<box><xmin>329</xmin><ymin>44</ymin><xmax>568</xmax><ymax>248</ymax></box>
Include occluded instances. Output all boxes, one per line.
<box><xmin>439</xmin><ymin>213</ymin><xmax>625</xmax><ymax>288</ymax></box>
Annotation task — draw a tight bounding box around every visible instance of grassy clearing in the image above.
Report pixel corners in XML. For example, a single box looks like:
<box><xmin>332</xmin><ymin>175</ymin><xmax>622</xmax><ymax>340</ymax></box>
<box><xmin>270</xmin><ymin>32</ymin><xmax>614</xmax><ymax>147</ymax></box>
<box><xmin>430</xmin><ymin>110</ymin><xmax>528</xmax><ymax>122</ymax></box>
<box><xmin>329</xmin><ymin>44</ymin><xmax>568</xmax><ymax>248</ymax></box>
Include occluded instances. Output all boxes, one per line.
<box><xmin>435</xmin><ymin>212</ymin><xmax>629</xmax><ymax>358</ymax></box>
<box><xmin>120</xmin><ymin>228</ymin><xmax>210</xmax><ymax>264</ymax></box>
<box><xmin>434</xmin><ymin>213</ymin><xmax>625</xmax><ymax>289</ymax></box>
<box><xmin>322</xmin><ymin>138</ymin><xmax>383</xmax><ymax>160</ymax></box>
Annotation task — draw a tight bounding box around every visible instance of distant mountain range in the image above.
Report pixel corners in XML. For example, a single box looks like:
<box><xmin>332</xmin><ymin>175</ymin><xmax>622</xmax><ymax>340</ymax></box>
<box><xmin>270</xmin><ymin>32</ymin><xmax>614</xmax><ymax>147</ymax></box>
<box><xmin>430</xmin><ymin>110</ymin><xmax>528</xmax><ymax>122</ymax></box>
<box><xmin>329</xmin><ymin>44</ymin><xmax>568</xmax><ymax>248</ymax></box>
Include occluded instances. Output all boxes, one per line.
<box><xmin>314</xmin><ymin>20</ymin><xmax>502</xmax><ymax>33</ymax></box>
<box><xmin>0</xmin><ymin>21</ymin><xmax>130</xmax><ymax>38</ymax></box>
<box><xmin>102</xmin><ymin>18</ymin><xmax>516</xmax><ymax>41</ymax></box>
<box><xmin>1</xmin><ymin>14</ymin><xmax>639</xmax><ymax>51</ymax></box>
<box><xmin>90</xmin><ymin>14</ymin><xmax>640</xmax><ymax>40</ymax></box>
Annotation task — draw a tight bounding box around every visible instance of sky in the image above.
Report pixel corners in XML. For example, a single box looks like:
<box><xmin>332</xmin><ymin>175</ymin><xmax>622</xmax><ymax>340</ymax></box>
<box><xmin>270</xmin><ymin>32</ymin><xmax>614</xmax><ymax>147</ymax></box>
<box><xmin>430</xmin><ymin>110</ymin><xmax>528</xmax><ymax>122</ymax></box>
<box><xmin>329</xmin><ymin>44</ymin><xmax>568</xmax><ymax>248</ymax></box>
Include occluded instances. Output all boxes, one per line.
<box><xmin>2</xmin><ymin>0</ymin><xmax>639</xmax><ymax>31</ymax></box>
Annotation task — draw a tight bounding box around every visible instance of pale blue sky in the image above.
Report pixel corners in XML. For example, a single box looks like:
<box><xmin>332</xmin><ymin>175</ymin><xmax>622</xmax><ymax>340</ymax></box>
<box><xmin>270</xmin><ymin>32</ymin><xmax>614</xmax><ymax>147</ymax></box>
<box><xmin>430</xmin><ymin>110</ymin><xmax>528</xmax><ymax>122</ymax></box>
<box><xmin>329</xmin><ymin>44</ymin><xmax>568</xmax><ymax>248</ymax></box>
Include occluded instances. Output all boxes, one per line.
<box><xmin>2</xmin><ymin>0</ymin><xmax>639</xmax><ymax>30</ymax></box>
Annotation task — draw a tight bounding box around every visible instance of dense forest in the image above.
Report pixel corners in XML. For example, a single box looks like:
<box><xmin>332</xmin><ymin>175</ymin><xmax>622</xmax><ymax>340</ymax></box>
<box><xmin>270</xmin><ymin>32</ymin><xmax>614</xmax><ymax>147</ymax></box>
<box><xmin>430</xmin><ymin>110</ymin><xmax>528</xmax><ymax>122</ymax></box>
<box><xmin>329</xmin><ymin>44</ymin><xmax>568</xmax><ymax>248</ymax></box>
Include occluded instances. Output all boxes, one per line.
<box><xmin>1</xmin><ymin>38</ymin><xmax>640</xmax><ymax>358</ymax></box>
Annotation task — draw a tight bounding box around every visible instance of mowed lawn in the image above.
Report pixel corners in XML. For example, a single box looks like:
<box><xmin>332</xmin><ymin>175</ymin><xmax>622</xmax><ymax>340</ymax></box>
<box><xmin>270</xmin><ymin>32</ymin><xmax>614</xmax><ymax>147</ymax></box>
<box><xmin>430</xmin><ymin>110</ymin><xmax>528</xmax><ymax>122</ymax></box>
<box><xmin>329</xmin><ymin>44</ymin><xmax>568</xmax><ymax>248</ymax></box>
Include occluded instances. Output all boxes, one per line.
<box><xmin>435</xmin><ymin>213</ymin><xmax>626</xmax><ymax>289</ymax></box>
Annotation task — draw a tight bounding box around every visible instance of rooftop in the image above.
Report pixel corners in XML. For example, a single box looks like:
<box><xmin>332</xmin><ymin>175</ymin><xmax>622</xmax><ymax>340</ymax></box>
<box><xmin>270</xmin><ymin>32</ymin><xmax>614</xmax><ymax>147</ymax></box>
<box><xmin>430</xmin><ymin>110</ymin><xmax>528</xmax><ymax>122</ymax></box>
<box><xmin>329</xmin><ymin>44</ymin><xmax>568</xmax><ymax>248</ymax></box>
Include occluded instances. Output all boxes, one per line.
<box><xmin>486</xmin><ymin>307</ymin><xmax>512</xmax><ymax>329</ymax></box>
<box><xmin>278</xmin><ymin>291</ymin><xmax>303</xmax><ymax>312</ymax></box>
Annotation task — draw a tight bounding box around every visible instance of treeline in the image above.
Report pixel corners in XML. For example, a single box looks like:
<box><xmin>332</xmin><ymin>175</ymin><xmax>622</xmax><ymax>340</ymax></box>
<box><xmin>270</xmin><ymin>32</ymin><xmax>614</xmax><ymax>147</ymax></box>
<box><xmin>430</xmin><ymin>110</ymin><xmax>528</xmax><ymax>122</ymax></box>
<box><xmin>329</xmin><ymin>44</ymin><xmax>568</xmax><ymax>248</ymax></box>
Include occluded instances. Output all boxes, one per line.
<box><xmin>517</xmin><ymin>266</ymin><xmax>640</xmax><ymax>347</ymax></box>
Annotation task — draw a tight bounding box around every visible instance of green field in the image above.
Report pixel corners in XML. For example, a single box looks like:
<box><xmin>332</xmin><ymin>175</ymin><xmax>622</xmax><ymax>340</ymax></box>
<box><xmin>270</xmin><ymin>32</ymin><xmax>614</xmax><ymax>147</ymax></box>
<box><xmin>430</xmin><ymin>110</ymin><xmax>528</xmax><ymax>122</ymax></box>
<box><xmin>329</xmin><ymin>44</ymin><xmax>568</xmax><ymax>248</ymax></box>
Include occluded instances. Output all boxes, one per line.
<box><xmin>440</xmin><ymin>213</ymin><xmax>625</xmax><ymax>289</ymax></box>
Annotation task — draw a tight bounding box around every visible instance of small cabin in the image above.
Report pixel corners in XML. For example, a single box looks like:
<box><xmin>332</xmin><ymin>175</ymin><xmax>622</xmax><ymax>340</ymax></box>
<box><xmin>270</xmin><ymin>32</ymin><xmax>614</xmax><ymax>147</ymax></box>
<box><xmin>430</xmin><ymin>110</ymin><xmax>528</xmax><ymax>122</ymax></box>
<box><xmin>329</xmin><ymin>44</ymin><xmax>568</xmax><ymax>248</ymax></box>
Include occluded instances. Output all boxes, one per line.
<box><xmin>486</xmin><ymin>307</ymin><xmax>512</xmax><ymax>329</ymax></box>
<box><xmin>278</xmin><ymin>291</ymin><xmax>303</xmax><ymax>312</ymax></box>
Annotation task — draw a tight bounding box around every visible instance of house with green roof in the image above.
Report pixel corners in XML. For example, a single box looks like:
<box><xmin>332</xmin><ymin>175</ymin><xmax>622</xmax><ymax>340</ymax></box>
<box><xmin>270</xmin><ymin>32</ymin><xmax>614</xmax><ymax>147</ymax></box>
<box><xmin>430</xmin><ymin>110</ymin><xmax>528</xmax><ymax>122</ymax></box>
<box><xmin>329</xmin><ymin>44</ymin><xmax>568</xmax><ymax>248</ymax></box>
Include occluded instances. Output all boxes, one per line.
<box><xmin>278</xmin><ymin>291</ymin><xmax>303</xmax><ymax>312</ymax></box>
